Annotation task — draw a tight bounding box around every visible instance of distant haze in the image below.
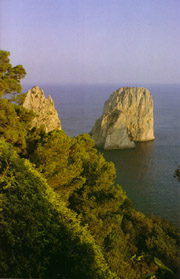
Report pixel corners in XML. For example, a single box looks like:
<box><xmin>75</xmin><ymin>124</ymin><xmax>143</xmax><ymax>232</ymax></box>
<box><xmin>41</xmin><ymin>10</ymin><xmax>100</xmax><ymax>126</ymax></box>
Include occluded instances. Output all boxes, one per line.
<box><xmin>1</xmin><ymin>0</ymin><xmax>180</xmax><ymax>85</ymax></box>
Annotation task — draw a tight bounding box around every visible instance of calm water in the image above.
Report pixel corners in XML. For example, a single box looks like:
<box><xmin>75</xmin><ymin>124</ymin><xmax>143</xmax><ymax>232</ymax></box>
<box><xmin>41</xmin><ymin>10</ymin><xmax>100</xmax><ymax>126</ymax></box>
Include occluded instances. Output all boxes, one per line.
<box><xmin>23</xmin><ymin>83</ymin><xmax>180</xmax><ymax>227</ymax></box>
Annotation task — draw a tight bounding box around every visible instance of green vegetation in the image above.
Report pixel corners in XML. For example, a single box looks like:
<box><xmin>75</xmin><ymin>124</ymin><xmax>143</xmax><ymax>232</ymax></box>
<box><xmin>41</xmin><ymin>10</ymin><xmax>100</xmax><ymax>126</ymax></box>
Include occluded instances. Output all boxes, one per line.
<box><xmin>0</xmin><ymin>98</ymin><xmax>35</xmax><ymax>153</ymax></box>
<box><xmin>0</xmin><ymin>140</ymin><xmax>115</xmax><ymax>279</ymax></box>
<box><xmin>0</xmin><ymin>50</ymin><xmax>26</xmax><ymax>98</ymax></box>
<box><xmin>0</xmin><ymin>50</ymin><xmax>34</xmax><ymax>153</ymax></box>
<box><xmin>0</xmin><ymin>50</ymin><xmax>179</xmax><ymax>278</ymax></box>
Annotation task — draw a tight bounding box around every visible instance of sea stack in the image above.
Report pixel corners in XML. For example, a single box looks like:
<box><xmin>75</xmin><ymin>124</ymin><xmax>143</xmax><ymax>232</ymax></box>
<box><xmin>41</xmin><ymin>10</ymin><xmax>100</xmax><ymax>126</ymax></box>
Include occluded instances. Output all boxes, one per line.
<box><xmin>23</xmin><ymin>86</ymin><xmax>62</xmax><ymax>132</ymax></box>
<box><xmin>90</xmin><ymin>87</ymin><xmax>154</xmax><ymax>149</ymax></box>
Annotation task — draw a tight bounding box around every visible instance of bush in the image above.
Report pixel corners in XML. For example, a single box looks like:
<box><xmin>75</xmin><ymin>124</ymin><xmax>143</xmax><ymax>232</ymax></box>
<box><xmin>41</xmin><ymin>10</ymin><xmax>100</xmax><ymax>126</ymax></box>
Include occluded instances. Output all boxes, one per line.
<box><xmin>0</xmin><ymin>140</ymin><xmax>115</xmax><ymax>279</ymax></box>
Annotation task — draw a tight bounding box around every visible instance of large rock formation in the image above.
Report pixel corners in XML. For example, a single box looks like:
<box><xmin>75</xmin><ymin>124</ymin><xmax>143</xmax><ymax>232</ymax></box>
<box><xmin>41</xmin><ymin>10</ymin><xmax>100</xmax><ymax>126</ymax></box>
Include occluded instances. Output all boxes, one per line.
<box><xmin>23</xmin><ymin>86</ymin><xmax>61</xmax><ymax>132</ymax></box>
<box><xmin>91</xmin><ymin>87</ymin><xmax>154</xmax><ymax>149</ymax></box>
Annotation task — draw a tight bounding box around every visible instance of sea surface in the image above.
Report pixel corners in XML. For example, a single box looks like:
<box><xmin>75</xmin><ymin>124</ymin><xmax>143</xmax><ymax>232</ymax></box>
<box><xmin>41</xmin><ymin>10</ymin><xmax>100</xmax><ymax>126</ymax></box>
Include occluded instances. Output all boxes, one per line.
<box><xmin>23</xmin><ymin>83</ymin><xmax>180</xmax><ymax>228</ymax></box>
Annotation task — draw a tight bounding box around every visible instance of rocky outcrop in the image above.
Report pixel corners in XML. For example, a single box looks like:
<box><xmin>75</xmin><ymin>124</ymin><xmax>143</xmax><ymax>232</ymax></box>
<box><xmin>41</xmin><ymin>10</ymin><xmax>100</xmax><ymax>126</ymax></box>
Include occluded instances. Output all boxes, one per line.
<box><xmin>23</xmin><ymin>86</ymin><xmax>61</xmax><ymax>132</ymax></box>
<box><xmin>91</xmin><ymin>87</ymin><xmax>154</xmax><ymax>149</ymax></box>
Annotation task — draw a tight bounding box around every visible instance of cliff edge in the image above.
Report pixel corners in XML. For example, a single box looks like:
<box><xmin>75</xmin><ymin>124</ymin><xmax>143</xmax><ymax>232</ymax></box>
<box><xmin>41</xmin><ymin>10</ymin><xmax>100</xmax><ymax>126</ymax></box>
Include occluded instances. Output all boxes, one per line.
<box><xmin>23</xmin><ymin>86</ymin><xmax>61</xmax><ymax>132</ymax></box>
<box><xmin>91</xmin><ymin>87</ymin><xmax>154</xmax><ymax>149</ymax></box>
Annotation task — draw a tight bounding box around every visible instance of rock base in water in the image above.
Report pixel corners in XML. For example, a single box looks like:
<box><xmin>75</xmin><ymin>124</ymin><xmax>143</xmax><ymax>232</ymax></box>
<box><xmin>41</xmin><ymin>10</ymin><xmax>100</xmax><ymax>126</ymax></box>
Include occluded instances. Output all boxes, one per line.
<box><xmin>91</xmin><ymin>87</ymin><xmax>154</xmax><ymax>149</ymax></box>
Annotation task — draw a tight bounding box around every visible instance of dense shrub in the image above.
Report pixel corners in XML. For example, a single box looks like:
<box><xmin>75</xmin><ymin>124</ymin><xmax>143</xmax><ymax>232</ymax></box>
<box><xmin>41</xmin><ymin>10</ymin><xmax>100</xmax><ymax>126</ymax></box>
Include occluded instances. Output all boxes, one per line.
<box><xmin>0</xmin><ymin>140</ymin><xmax>115</xmax><ymax>279</ymax></box>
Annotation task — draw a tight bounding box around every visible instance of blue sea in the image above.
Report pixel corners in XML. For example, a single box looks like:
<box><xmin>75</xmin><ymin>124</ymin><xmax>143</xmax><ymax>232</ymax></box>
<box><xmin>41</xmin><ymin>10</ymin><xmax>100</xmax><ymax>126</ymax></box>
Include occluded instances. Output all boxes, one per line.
<box><xmin>23</xmin><ymin>83</ymin><xmax>180</xmax><ymax>228</ymax></box>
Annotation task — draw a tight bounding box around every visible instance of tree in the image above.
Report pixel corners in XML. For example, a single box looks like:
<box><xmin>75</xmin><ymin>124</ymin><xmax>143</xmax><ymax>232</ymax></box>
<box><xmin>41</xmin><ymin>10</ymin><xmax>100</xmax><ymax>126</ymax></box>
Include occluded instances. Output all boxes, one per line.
<box><xmin>0</xmin><ymin>50</ymin><xmax>26</xmax><ymax>98</ymax></box>
<box><xmin>0</xmin><ymin>98</ymin><xmax>35</xmax><ymax>154</ymax></box>
<box><xmin>28</xmin><ymin>130</ymin><xmax>86</xmax><ymax>202</ymax></box>
<box><xmin>27</xmin><ymin>132</ymin><xmax>180</xmax><ymax>279</ymax></box>
<box><xmin>0</xmin><ymin>140</ymin><xmax>116</xmax><ymax>279</ymax></box>
<box><xmin>0</xmin><ymin>50</ymin><xmax>35</xmax><ymax>153</ymax></box>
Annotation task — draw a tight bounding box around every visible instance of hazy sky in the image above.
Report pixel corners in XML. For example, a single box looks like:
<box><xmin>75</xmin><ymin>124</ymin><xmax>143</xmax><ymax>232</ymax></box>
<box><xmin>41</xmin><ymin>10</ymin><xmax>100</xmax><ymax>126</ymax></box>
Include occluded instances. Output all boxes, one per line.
<box><xmin>1</xmin><ymin>0</ymin><xmax>180</xmax><ymax>85</ymax></box>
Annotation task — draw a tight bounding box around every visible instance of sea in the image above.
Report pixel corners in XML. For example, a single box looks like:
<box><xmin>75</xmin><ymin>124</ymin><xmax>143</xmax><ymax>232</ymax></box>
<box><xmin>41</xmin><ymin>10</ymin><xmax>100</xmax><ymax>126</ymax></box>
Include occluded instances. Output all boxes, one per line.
<box><xmin>23</xmin><ymin>83</ymin><xmax>180</xmax><ymax>228</ymax></box>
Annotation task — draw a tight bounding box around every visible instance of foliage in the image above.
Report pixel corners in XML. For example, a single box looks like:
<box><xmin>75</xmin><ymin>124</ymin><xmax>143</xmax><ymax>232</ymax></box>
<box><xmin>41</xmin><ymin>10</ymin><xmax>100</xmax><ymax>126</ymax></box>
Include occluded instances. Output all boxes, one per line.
<box><xmin>0</xmin><ymin>50</ymin><xmax>26</xmax><ymax>98</ymax></box>
<box><xmin>28</xmin><ymin>131</ymin><xmax>180</xmax><ymax>279</ymax></box>
<box><xmin>154</xmin><ymin>257</ymin><xmax>174</xmax><ymax>274</ymax></box>
<box><xmin>0</xmin><ymin>98</ymin><xmax>35</xmax><ymax>153</ymax></box>
<box><xmin>0</xmin><ymin>140</ymin><xmax>116</xmax><ymax>279</ymax></box>
<box><xmin>0</xmin><ymin>50</ymin><xmax>35</xmax><ymax>153</ymax></box>
<box><xmin>121</xmin><ymin>210</ymin><xmax>180</xmax><ymax>278</ymax></box>
<box><xmin>28</xmin><ymin>130</ymin><xmax>86</xmax><ymax>202</ymax></box>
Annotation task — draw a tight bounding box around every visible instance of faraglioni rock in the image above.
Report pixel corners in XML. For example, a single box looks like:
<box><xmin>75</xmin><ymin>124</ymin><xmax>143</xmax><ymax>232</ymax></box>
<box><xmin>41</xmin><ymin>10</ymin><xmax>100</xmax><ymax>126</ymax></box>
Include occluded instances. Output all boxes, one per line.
<box><xmin>90</xmin><ymin>87</ymin><xmax>154</xmax><ymax>149</ymax></box>
<box><xmin>23</xmin><ymin>86</ymin><xmax>61</xmax><ymax>132</ymax></box>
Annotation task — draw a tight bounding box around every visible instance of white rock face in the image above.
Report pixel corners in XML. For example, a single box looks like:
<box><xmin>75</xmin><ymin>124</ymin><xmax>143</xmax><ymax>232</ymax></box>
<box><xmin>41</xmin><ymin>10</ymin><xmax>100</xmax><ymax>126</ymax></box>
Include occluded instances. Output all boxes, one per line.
<box><xmin>91</xmin><ymin>87</ymin><xmax>154</xmax><ymax>149</ymax></box>
<box><xmin>23</xmin><ymin>86</ymin><xmax>61</xmax><ymax>132</ymax></box>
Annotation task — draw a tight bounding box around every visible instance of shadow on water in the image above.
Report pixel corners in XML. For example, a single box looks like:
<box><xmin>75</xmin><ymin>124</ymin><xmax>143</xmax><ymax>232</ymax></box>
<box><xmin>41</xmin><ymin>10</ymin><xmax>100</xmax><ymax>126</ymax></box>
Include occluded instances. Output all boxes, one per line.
<box><xmin>99</xmin><ymin>140</ymin><xmax>180</xmax><ymax>228</ymax></box>
<box><xmin>101</xmin><ymin>140</ymin><xmax>155</xmax><ymax>179</ymax></box>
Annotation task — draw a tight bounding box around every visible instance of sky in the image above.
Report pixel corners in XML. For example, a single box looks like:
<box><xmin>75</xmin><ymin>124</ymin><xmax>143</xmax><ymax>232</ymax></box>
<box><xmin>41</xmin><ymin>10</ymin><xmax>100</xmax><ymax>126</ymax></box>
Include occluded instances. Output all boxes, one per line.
<box><xmin>0</xmin><ymin>0</ymin><xmax>180</xmax><ymax>85</ymax></box>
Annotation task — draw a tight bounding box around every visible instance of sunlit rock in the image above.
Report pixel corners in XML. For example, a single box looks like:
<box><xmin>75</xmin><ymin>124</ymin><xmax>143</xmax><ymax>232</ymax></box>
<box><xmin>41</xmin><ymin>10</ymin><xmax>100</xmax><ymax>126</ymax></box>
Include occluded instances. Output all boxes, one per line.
<box><xmin>23</xmin><ymin>86</ymin><xmax>61</xmax><ymax>132</ymax></box>
<box><xmin>91</xmin><ymin>87</ymin><xmax>154</xmax><ymax>149</ymax></box>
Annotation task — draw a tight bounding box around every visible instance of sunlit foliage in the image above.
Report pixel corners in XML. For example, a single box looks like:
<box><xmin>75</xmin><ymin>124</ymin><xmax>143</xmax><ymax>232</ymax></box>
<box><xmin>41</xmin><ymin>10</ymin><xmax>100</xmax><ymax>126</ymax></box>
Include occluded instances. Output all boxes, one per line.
<box><xmin>0</xmin><ymin>140</ymin><xmax>116</xmax><ymax>279</ymax></box>
<box><xmin>0</xmin><ymin>50</ymin><xmax>26</xmax><ymax>98</ymax></box>
<box><xmin>0</xmin><ymin>98</ymin><xmax>34</xmax><ymax>153</ymax></box>
<box><xmin>29</xmin><ymin>131</ymin><xmax>180</xmax><ymax>279</ymax></box>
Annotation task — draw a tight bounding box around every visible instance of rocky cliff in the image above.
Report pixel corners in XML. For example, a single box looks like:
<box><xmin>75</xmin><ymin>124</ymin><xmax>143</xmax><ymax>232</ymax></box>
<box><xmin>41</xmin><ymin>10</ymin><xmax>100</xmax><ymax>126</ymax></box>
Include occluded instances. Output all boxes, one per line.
<box><xmin>23</xmin><ymin>86</ymin><xmax>61</xmax><ymax>132</ymax></box>
<box><xmin>91</xmin><ymin>87</ymin><xmax>154</xmax><ymax>149</ymax></box>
